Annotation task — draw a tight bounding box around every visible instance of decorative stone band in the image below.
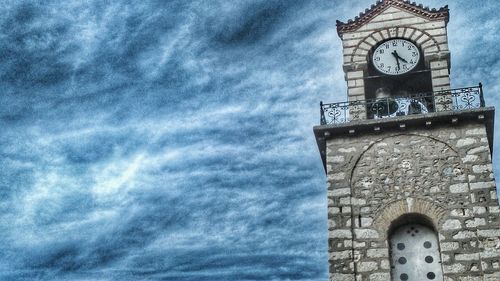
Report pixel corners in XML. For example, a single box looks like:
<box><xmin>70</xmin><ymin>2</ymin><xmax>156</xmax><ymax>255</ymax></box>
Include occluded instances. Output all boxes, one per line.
<box><xmin>372</xmin><ymin>198</ymin><xmax>447</xmax><ymax>240</ymax></box>
<box><xmin>346</xmin><ymin>26</ymin><xmax>447</xmax><ymax>67</ymax></box>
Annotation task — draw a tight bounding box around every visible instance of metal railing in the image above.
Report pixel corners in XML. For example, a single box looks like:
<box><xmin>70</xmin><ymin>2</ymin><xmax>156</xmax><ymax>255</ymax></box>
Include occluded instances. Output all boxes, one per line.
<box><xmin>320</xmin><ymin>84</ymin><xmax>485</xmax><ymax>125</ymax></box>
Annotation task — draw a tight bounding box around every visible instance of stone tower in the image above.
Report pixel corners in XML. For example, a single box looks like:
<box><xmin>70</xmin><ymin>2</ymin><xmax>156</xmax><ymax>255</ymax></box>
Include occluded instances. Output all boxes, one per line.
<box><xmin>313</xmin><ymin>1</ymin><xmax>500</xmax><ymax>280</ymax></box>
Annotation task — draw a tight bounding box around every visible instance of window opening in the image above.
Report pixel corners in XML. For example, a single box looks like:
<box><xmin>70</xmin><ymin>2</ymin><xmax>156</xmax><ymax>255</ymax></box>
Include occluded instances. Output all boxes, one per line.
<box><xmin>390</xmin><ymin>223</ymin><xmax>443</xmax><ymax>281</ymax></box>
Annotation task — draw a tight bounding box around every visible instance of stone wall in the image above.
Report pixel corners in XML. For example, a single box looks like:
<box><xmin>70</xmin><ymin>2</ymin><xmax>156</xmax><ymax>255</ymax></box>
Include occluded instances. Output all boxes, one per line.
<box><xmin>326</xmin><ymin>122</ymin><xmax>499</xmax><ymax>281</ymax></box>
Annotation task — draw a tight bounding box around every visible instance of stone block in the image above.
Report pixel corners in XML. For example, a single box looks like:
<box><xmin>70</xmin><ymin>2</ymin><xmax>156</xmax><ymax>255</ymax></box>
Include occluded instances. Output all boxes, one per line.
<box><xmin>443</xmin><ymin>219</ymin><xmax>462</xmax><ymax>230</ymax></box>
<box><xmin>330</xmin><ymin>273</ymin><xmax>355</xmax><ymax>281</ymax></box>
<box><xmin>410</xmin><ymin>31</ymin><xmax>422</xmax><ymax>42</ymax></box>
<box><xmin>348</xmin><ymin>86</ymin><xmax>365</xmax><ymax>96</ymax></box>
<box><xmin>355</xmin><ymin>229</ymin><xmax>379</xmax><ymax>239</ymax></box>
<box><xmin>490</xmin><ymin>206</ymin><xmax>500</xmax><ymax>213</ymax></box>
<box><xmin>329</xmin><ymin>155</ymin><xmax>345</xmax><ymax>163</ymax></box>
<box><xmin>411</xmin><ymin>21</ymin><xmax>446</xmax><ymax>30</ymax></box>
<box><xmin>432</xmin><ymin>77</ymin><xmax>450</xmax><ymax>87</ymax></box>
<box><xmin>439</xmin><ymin>43</ymin><xmax>449</xmax><ymax>51</ymax></box>
<box><xmin>380</xmin><ymin>29</ymin><xmax>389</xmax><ymax>39</ymax></box>
<box><xmin>331</xmin><ymin>229</ymin><xmax>352</xmax><ymax>239</ymax></box>
<box><xmin>339</xmin><ymin>147</ymin><xmax>356</xmax><ymax>153</ymax></box>
<box><xmin>473</xmin><ymin>206</ymin><xmax>487</xmax><ymax>215</ymax></box>
<box><xmin>329</xmin><ymin>207</ymin><xmax>340</xmax><ymax>215</ymax></box>
<box><xmin>339</xmin><ymin>197</ymin><xmax>351</xmax><ymax>206</ymax></box>
<box><xmin>351</xmin><ymin>198</ymin><xmax>366</xmax><ymax>206</ymax></box>
<box><xmin>462</xmin><ymin>155</ymin><xmax>479</xmax><ymax>163</ymax></box>
<box><xmin>465</xmin><ymin>128</ymin><xmax>486</xmax><ymax>136</ymax></box>
<box><xmin>403</xmin><ymin>28</ymin><xmax>414</xmax><ymax>38</ymax></box>
<box><xmin>426</xmin><ymin>27</ymin><xmax>447</xmax><ymax>37</ymax></box>
<box><xmin>422</xmin><ymin>39</ymin><xmax>435</xmax><ymax>49</ymax></box>
<box><xmin>361</xmin><ymin>217</ymin><xmax>373</xmax><ymax>227</ymax></box>
<box><xmin>332</xmin><ymin>188</ymin><xmax>351</xmax><ymax>197</ymax></box>
<box><xmin>430</xmin><ymin>60</ymin><xmax>448</xmax><ymax>69</ymax></box>
<box><xmin>380</xmin><ymin>260</ymin><xmax>390</xmax><ymax>270</ymax></box>
<box><xmin>470</xmin><ymin>181</ymin><xmax>496</xmax><ymax>190</ymax></box>
<box><xmin>472</xmin><ymin>164</ymin><xmax>493</xmax><ymax>174</ymax></box>
<box><xmin>367</xmin><ymin>248</ymin><xmax>388</xmax><ymax>258</ymax></box>
<box><xmin>397</xmin><ymin>27</ymin><xmax>406</xmax><ymax>37</ymax></box>
<box><xmin>478</xmin><ymin>229</ymin><xmax>500</xmax><ymax>238</ymax></box>
<box><xmin>450</xmin><ymin>208</ymin><xmax>472</xmax><ymax>217</ymax></box>
<box><xmin>441</xmin><ymin>242</ymin><xmax>459</xmax><ymax>251</ymax></box>
<box><xmin>353</xmin><ymin>241</ymin><xmax>366</xmax><ymax>248</ymax></box>
<box><xmin>369</xmin><ymin>273</ymin><xmax>390</xmax><ymax>281</ymax></box>
<box><xmin>442</xmin><ymin>253</ymin><xmax>450</xmax><ymax>263</ymax></box>
<box><xmin>343</xmin><ymin>39</ymin><xmax>361</xmax><ymax>48</ymax></box>
<box><xmin>455</xmin><ymin>253</ymin><xmax>480</xmax><ymax>261</ymax></box>
<box><xmin>433</xmin><ymin>35</ymin><xmax>448</xmax><ymax>44</ymax></box>
<box><xmin>416</xmin><ymin>34</ymin><xmax>430</xmax><ymax>45</ymax></box>
<box><xmin>365</xmin><ymin>36</ymin><xmax>377</xmax><ymax>47</ymax></box>
<box><xmin>343</xmin><ymin>47</ymin><xmax>355</xmax><ymax>55</ymax></box>
<box><xmin>372</xmin><ymin>32</ymin><xmax>383</xmax><ymax>42</ymax></box>
<box><xmin>359</xmin><ymin>42</ymin><xmax>371</xmax><ymax>50</ymax></box>
<box><xmin>456</xmin><ymin>138</ymin><xmax>477</xmax><ymax>147</ymax></box>
<box><xmin>328</xmin><ymin>220</ymin><xmax>336</xmax><ymax>229</ymax></box>
<box><xmin>329</xmin><ymin>172</ymin><xmax>346</xmax><ymax>181</ymax></box>
<box><xmin>449</xmin><ymin>183</ymin><xmax>469</xmax><ymax>193</ymax></box>
<box><xmin>458</xmin><ymin>276</ymin><xmax>482</xmax><ymax>281</ymax></box>
<box><xmin>481</xmin><ymin>250</ymin><xmax>500</xmax><ymax>259</ymax></box>
<box><xmin>431</xmin><ymin>69</ymin><xmax>449</xmax><ymax>78</ymax></box>
<box><xmin>358</xmin><ymin>261</ymin><xmax>378</xmax><ymax>272</ymax></box>
<box><xmin>443</xmin><ymin>263</ymin><xmax>466</xmax><ymax>274</ymax></box>
<box><xmin>332</xmin><ymin>250</ymin><xmax>352</xmax><ymax>260</ymax></box>
<box><xmin>453</xmin><ymin>230</ymin><xmax>476</xmax><ymax>239</ymax></box>
<box><xmin>465</xmin><ymin>218</ymin><xmax>486</xmax><ymax>228</ymax></box>
<box><xmin>484</xmin><ymin>272</ymin><xmax>500</xmax><ymax>281</ymax></box>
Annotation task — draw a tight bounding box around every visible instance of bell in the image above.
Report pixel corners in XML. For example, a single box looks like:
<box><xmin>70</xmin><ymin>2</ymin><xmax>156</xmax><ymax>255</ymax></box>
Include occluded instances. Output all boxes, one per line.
<box><xmin>371</xmin><ymin>99</ymin><xmax>399</xmax><ymax>117</ymax></box>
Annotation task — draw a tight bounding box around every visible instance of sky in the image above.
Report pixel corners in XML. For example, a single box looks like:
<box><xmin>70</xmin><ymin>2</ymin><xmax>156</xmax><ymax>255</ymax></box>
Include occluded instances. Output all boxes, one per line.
<box><xmin>0</xmin><ymin>0</ymin><xmax>499</xmax><ymax>280</ymax></box>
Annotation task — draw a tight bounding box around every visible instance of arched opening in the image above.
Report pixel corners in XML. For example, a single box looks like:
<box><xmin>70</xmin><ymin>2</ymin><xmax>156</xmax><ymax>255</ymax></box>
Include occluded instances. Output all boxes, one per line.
<box><xmin>363</xmin><ymin>38</ymin><xmax>434</xmax><ymax>119</ymax></box>
<box><xmin>388</xmin><ymin>214</ymin><xmax>443</xmax><ymax>281</ymax></box>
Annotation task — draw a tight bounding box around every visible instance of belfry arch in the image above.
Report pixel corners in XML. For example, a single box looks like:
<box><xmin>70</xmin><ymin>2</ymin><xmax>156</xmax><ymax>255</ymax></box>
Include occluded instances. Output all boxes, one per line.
<box><xmin>349</xmin><ymin>27</ymin><xmax>444</xmax><ymax>66</ymax></box>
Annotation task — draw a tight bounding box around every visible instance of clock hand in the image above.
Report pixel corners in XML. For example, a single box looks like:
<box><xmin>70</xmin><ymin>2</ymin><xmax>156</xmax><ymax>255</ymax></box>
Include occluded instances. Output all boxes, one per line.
<box><xmin>392</xmin><ymin>51</ymin><xmax>401</xmax><ymax>70</ymax></box>
<box><xmin>393</xmin><ymin>50</ymin><xmax>408</xmax><ymax>63</ymax></box>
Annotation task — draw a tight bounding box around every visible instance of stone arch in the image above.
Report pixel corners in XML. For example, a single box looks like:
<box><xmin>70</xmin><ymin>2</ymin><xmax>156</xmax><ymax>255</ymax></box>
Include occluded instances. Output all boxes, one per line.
<box><xmin>349</xmin><ymin>27</ymin><xmax>442</xmax><ymax>65</ymax></box>
<box><xmin>349</xmin><ymin>132</ymin><xmax>462</xmax><ymax>184</ymax></box>
<box><xmin>372</xmin><ymin>198</ymin><xmax>446</xmax><ymax>240</ymax></box>
<box><xmin>348</xmin><ymin>133</ymin><xmax>468</xmax><ymax>219</ymax></box>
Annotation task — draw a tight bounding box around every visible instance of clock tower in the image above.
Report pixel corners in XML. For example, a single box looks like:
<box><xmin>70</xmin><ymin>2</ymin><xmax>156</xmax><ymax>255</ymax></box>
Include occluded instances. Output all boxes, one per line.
<box><xmin>314</xmin><ymin>1</ymin><xmax>500</xmax><ymax>281</ymax></box>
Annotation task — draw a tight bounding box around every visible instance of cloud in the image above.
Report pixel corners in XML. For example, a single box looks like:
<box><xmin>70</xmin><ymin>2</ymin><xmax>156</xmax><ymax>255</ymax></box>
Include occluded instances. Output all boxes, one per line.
<box><xmin>0</xmin><ymin>0</ymin><xmax>499</xmax><ymax>280</ymax></box>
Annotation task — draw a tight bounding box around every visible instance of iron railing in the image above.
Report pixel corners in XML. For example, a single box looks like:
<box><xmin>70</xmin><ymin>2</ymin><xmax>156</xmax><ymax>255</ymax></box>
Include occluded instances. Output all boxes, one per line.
<box><xmin>320</xmin><ymin>84</ymin><xmax>485</xmax><ymax>125</ymax></box>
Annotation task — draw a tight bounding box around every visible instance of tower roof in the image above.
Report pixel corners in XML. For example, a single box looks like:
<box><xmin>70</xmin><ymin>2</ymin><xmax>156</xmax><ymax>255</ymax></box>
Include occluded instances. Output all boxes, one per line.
<box><xmin>336</xmin><ymin>0</ymin><xmax>449</xmax><ymax>36</ymax></box>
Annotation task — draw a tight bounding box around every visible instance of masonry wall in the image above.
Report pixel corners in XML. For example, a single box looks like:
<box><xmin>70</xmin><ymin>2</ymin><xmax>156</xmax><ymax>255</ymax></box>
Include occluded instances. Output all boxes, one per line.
<box><xmin>326</xmin><ymin>122</ymin><xmax>500</xmax><ymax>281</ymax></box>
<box><xmin>340</xmin><ymin>6</ymin><xmax>451</xmax><ymax>103</ymax></box>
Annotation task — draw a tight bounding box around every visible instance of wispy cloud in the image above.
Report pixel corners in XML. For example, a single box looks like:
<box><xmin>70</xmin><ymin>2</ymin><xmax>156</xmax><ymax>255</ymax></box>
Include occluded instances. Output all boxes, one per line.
<box><xmin>0</xmin><ymin>0</ymin><xmax>498</xmax><ymax>280</ymax></box>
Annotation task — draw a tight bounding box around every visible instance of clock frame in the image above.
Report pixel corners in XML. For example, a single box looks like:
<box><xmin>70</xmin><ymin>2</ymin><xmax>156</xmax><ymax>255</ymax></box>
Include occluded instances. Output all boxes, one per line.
<box><xmin>371</xmin><ymin>39</ymin><xmax>421</xmax><ymax>76</ymax></box>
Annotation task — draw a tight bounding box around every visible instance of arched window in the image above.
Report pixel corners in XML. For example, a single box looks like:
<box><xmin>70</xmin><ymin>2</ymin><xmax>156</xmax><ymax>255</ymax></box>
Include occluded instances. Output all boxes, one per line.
<box><xmin>389</xmin><ymin>216</ymin><xmax>443</xmax><ymax>281</ymax></box>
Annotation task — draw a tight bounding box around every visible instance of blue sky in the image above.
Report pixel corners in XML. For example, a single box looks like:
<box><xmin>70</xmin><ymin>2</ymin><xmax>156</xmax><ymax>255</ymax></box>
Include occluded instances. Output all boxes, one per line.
<box><xmin>0</xmin><ymin>1</ymin><xmax>499</xmax><ymax>280</ymax></box>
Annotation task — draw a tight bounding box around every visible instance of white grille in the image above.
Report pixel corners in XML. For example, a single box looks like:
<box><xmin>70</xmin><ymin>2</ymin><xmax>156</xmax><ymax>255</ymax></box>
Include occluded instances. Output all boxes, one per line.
<box><xmin>390</xmin><ymin>224</ymin><xmax>443</xmax><ymax>281</ymax></box>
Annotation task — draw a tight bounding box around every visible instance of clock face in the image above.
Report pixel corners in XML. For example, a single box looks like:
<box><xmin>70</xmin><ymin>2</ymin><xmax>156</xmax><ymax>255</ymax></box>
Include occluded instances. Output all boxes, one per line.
<box><xmin>372</xmin><ymin>39</ymin><xmax>420</xmax><ymax>75</ymax></box>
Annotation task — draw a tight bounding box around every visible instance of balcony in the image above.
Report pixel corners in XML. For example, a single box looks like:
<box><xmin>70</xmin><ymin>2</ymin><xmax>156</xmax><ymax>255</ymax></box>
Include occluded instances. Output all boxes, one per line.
<box><xmin>314</xmin><ymin>84</ymin><xmax>494</xmax><ymax>172</ymax></box>
<box><xmin>320</xmin><ymin>84</ymin><xmax>485</xmax><ymax>125</ymax></box>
